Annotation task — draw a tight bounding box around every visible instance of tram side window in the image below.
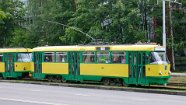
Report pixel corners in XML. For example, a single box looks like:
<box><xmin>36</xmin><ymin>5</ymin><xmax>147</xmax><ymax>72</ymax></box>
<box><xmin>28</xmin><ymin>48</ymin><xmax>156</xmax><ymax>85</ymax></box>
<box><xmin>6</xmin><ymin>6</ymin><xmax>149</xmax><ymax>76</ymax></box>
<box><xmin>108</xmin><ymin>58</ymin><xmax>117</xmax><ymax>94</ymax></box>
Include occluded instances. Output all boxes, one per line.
<box><xmin>17</xmin><ymin>53</ymin><xmax>32</xmax><ymax>62</ymax></box>
<box><xmin>83</xmin><ymin>52</ymin><xmax>95</xmax><ymax>63</ymax></box>
<box><xmin>56</xmin><ymin>52</ymin><xmax>67</xmax><ymax>63</ymax></box>
<box><xmin>0</xmin><ymin>54</ymin><xmax>2</xmax><ymax>62</ymax></box>
<box><xmin>97</xmin><ymin>51</ymin><xmax>110</xmax><ymax>63</ymax></box>
<box><xmin>149</xmin><ymin>53</ymin><xmax>156</xmax><ymax>63</ymax></box>
<box><xmin>44</xmin><ymin>52</ymin><xmax>55</xmax><ymax>62</ymax></box>
<box><xmin>112</xmin><ymin>52</ymin><xmax>126</xmax><ymax>63</ymax></box>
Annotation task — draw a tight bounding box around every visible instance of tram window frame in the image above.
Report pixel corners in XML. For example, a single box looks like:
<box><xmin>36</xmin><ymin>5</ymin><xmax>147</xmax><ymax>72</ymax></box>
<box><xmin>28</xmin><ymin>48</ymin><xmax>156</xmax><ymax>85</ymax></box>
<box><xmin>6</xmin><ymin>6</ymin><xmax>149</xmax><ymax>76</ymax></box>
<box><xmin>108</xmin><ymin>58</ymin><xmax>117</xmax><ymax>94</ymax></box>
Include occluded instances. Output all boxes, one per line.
<box><xmin>149</xmin><ymin>51</ymin><xmax>169</xmax><ymax>64</ymax></box>
<box><xmin>149</xmin><ymin>52</ymin><xmax>157</xmax><ymax>63</ymax></box>
<box><xmin>97</xmin><ymin>51</ymin><xmax>111</xmax><ymax>63</ymax></box>
<box><xmin>82</xmin><ymin>52</ymin><xmax>95</xmax><ymax>63</ymax></box>
<box><xmin>56</xmin><ymin>52</ymin><xmax>67</xmax><ymax>63</ymax></box>
<box><xmin>112</xmin><ymin>52</ymin><xmax>126</xmax><ymax>64</ymax></box>
<box><xmin>44</xmin><ymin>52</ymin><xmax>55</xmax><ymax>62</ymax></box>
<box><xmin>0</xmin><ymin>54</ymin><xmax>3</xmax><ymax>62</ymax></box>
<box><xmin>17</xmin><ymin>53</ymin><xmax>32</xmax><ymax>62</ymax></box>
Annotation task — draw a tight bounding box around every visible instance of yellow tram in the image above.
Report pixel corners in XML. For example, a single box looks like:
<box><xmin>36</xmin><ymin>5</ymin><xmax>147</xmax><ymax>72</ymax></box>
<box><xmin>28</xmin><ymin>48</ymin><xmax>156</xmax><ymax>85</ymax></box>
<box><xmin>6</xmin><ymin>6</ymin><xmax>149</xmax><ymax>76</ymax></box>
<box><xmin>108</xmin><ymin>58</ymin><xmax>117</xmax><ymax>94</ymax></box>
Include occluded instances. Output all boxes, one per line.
<box><xmin>0</xmin><ymin>48</ymin><xmax>32</xmax><ymax>79</ymax></box>
<box><xmin>31</xmin><ymin>44</ymin><xmax>171</xmax><ymax>86</ymax></box>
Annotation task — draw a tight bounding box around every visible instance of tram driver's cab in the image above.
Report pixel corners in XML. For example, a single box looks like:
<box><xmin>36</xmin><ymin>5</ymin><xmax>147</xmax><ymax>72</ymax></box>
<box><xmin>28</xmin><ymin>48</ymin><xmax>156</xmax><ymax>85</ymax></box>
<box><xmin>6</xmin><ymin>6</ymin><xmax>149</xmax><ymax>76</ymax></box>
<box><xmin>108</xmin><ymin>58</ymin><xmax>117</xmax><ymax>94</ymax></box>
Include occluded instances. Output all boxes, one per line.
<box><xmin>145</xmin><ymin>46</ymin><xmax>171</xmax><ymax>80</ymax></box>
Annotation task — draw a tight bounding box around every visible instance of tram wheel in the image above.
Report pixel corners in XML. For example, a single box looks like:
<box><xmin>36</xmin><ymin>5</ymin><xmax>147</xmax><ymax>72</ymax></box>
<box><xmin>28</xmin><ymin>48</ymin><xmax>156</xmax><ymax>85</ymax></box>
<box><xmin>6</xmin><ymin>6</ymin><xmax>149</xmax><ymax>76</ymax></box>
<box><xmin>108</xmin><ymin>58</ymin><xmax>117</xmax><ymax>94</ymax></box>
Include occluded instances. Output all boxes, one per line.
<box><xmin>117</xmin><ymin>79</ymin><xmax>124</xmax><ymax>86</ymax></box>
<box><xmin>61</xmin><ymin>78</ymin><xmax>66</xmax><ymax>83</ymax></box>
<box><xmin>47</xmin><ymin>76</ymin><xmax>53</xmax><ymax>82</ymax></box>
<box><xmin>55</xmin><ymin>76</ymin><xmax>62</xmax><ymax>83</ymax></box>
<box><xmin>103</xmin><ymin>78</ymin><xmax>110</xmax><ymax>85</ymax></box>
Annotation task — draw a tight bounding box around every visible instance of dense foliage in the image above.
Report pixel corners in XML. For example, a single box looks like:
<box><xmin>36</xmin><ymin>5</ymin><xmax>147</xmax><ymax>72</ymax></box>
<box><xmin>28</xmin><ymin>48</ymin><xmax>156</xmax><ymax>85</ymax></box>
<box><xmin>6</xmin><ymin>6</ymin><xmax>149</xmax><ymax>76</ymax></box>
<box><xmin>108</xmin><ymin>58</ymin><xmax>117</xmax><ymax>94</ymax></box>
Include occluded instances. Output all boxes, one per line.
<box><xmin>0</xmin><ymin>0</ymin><xmax>186</xmax><ymax>54</ymax></box>
<box><xmin>0</xmin><ymin>0</ymin><xmax>25</xmax><ymax>47</ymax></box>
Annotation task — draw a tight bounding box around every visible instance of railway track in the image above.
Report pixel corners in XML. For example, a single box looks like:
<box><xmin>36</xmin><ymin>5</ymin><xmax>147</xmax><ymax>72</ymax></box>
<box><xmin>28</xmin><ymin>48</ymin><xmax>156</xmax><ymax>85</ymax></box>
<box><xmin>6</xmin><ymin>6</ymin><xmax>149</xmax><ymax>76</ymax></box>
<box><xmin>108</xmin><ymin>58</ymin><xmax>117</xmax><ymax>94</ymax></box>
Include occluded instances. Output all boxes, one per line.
<box><xmin>168</xmin><ymin>82</ymin><xmax>186</xmax><ymax>87</ymax></box>
<box><xmin>0</xmin><ymin>79</ymin><xmax>186</xmax><ymax>96</ymax></box>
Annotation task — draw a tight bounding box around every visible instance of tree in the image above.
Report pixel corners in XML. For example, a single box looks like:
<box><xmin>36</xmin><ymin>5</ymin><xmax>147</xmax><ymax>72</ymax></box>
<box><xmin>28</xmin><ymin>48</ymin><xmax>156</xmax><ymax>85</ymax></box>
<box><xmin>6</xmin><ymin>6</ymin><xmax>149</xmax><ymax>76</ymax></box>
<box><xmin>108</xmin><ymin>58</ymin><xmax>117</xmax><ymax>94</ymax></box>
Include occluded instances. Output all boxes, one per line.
<box><xmin>24</xmin><ymin>0</ymin><xmax>186</xmax><ymax>49</ymax></box>
<box><xmin>0</xmin><ymin>9</ymin><xmax>6</xmax><ymax>20</ymax></box>
<box><xmin>0</xmin><ymin>0</ymin><xmax>25</xmax><ymax>47</ymax></box>
<box><xmin>62</xmin><ymin>0</ymin><xmax>146</xmax><ymax>44</ymax></box>
<box><xmin>26</xmin><ymin>0</ymin><xmax>76</xmax><ymax>46</ymax></box>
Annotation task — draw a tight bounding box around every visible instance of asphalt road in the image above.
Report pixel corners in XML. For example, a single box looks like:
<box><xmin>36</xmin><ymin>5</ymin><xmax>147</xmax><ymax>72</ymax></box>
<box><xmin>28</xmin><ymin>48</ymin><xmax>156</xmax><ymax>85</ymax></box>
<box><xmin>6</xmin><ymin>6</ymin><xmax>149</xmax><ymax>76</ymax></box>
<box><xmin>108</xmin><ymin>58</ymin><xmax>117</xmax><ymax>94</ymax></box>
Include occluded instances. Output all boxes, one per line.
<box><xmin>0</xmin><ymin>82</ymin><xmax>185</xmax><ymax>105</ymax></box>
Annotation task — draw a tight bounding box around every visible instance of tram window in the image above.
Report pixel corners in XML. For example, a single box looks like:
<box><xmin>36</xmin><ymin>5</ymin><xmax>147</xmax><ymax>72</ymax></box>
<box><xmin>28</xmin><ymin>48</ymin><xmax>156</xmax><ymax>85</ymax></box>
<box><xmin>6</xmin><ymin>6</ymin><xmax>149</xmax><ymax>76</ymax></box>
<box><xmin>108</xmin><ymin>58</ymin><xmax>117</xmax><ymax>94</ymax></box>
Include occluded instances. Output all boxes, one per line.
<box><xmin>56</xmin><ymin>52</ymin><xmax>66</xmax><ymax>63</ymax></box>
<box><xmin>149</xmin><ymin>53</ymin><xmax>156</xmax><ymax>63</ymax></box>
<box><xmin>112</xmin><ymin>52</ymin><xmax>126</xmax><ymax>63</ymax></box>
<box><xmin>83</xmin><ymin>52</ymin><xmax>95</xmax><ymax>63</ymax></box>
<box><xmin>17</xmin><ymin>53</ymin><xmax>32</xmax><ymax>62</ymax></box>
<box><xmin>44</xmin><ymin>52</ymin><xmax>55</xmax><ymax>62</ymax></box>
<box><xmin>97</xmin><ymin>51</ymin><xmax>110</xmax><ymax>63</ymax></box>
<box><xmin>157</xmin><ymin>52</ymin><xmax>169</xmax><ymax>63</ymax></box>
<box><xmin>0</xmin><ymin>54</ymin><xmax>2</xmax><ymax>62</ymax></box>
<box><xmin>150</xmin><ymin>52</ymin><xmax>169</xmax><ymax>64</ymax></box>
<box><xmin>133</xmin><ymin>54</ymin><xmax>137</xmax><ymax>65</ymax></box>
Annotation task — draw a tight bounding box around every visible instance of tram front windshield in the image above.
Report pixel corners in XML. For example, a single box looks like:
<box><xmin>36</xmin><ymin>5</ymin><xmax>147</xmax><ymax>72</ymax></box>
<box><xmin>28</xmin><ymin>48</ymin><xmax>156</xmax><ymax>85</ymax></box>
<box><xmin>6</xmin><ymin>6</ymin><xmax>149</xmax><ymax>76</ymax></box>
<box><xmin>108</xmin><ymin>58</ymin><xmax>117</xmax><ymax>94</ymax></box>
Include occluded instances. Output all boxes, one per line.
<box><xmin>150</xmin><ymin>52</ymin><xmax>169</xmax><ymax>64</ymax></box>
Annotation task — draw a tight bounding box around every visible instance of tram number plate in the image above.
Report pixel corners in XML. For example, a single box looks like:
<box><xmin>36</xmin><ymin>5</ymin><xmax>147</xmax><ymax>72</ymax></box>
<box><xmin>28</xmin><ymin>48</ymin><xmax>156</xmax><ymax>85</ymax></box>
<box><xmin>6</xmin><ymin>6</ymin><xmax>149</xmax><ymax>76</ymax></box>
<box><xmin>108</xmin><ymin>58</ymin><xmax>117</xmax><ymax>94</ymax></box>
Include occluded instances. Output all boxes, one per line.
<box><xmin>96</xmin><ymin>47</ymin><xmax>110</xmax><ymax>51</ymax></box>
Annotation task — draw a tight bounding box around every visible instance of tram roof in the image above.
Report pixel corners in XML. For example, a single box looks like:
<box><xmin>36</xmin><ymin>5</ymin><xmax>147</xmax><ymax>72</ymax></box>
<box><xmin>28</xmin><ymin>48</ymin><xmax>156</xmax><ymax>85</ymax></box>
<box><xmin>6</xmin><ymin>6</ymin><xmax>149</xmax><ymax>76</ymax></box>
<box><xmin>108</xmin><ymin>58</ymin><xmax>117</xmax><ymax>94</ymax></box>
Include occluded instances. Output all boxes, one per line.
<box><xmin>32</xmin><ymin>45</ymin><xmax>163</xmax><ymax>52</ymax></box>
<box><xmin>0</xmin><ymin>48</ymin><xmax>32</xmax><ymax>53</ymax></box>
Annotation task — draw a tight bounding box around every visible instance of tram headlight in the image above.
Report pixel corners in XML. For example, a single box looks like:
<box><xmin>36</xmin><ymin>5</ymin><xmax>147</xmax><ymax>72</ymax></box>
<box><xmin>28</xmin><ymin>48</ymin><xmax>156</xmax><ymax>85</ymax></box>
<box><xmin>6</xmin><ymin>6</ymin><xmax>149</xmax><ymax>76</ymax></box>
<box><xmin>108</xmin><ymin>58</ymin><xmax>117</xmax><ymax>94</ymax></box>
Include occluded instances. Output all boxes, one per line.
<box><xmin>168</xmin><ymin>71</ymin><xmax>171</xmax><ymax>75</ymax></box>
<box><xmin>159</xmin><ymin>71</ymin><xmax>163</xmax><ymax>75</ymax></box>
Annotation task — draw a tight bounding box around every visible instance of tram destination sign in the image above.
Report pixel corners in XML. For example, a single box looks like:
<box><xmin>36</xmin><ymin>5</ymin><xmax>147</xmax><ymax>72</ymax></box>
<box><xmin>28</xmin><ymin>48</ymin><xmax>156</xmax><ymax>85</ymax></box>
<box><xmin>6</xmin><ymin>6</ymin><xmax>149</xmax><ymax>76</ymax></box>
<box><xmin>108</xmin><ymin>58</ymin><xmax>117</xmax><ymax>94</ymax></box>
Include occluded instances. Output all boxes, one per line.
<box><xmin>96</xmin><ymin>47</ymin><xmax>110</xmax><ymax>51</ymax></box>
<box><xmin>155</xmin><ymin>47</ymin><xmax>165</xmax><ymax>51</ymax></box>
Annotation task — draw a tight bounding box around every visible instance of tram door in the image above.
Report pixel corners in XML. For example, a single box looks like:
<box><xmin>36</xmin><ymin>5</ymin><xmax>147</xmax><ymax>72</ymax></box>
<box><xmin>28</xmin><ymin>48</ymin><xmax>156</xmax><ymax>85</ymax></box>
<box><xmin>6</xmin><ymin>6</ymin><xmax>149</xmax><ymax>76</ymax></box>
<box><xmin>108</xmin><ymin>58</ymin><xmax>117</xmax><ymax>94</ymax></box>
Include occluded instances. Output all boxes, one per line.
<box><xmin>128</xmin><ymin>52</ymin><xmax>146</xmax><ymax>85</ymax></box>
<box><xmin>34</xmin><ymin>52</ymin><xmax>42</xmax><ymax>74</ymax></box>
<box><xmin>4</xmin><ymin>53</ymin><xmax>15</xmax><ymax>76</ymax></box>
<box><xmin>68</xmin><ymin>52</ymin><xmax>80</xmax><ymax>80</ymax></box>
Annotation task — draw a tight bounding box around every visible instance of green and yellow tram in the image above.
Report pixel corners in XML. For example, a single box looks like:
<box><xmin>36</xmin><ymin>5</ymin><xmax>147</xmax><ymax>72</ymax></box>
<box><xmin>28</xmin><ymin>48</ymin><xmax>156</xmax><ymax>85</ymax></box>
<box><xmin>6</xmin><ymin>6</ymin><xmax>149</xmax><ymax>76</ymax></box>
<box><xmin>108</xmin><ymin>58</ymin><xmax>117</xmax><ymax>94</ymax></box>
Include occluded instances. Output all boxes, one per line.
<box><xmin>31</xmin><ymin>44</ymin><xmax>171</xmax><ymax>86</ymax></box>
<box><xmin>0</xmin><ymin>48</ymin><xmax>32</xmax><ymax>79</ymax></box>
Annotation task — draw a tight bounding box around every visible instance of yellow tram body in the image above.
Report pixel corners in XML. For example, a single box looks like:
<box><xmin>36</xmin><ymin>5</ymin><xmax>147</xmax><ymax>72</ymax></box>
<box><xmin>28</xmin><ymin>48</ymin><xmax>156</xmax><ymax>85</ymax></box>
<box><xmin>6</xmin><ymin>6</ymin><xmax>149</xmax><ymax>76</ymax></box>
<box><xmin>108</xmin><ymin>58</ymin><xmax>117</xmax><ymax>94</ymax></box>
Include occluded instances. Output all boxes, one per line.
<box><xmin>0</xmin><ymin>48</ymin><xmax>32</xmax><ymax>78</ymax></box>
<box><xmin>32</xmin><ymin>45</ymin><xmax>170</xmax><ymax>85</ymax></box>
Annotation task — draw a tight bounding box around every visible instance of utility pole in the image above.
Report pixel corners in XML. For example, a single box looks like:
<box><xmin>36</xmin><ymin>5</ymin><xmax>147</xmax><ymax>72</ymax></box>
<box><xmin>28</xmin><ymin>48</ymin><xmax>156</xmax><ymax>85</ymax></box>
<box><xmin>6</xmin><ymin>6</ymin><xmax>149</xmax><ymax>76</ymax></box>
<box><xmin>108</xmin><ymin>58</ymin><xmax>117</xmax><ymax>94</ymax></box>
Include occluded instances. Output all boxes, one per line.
<box><xmin>162</xmin><ymin>0</ymin><xmax>181</xmax><ymax>49</ymax></box>
<box><xmin>169</xmin><ymin>2</ymin><xmax>175</xmax><ymax>70</ymax></box>
<box><xmin>169</xmin><ymin>1</ymin><xmax>182</xmax><ymax>71</ymax></box>
<box><xmin>162</xmin><ymin>0</ymin><xmax>166</xmax><ymax>49</ymax></box>
<box><xmin>162</xmin><ymin>0</ymin><xmax>182</xmax><ymax>71</ymax></box>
